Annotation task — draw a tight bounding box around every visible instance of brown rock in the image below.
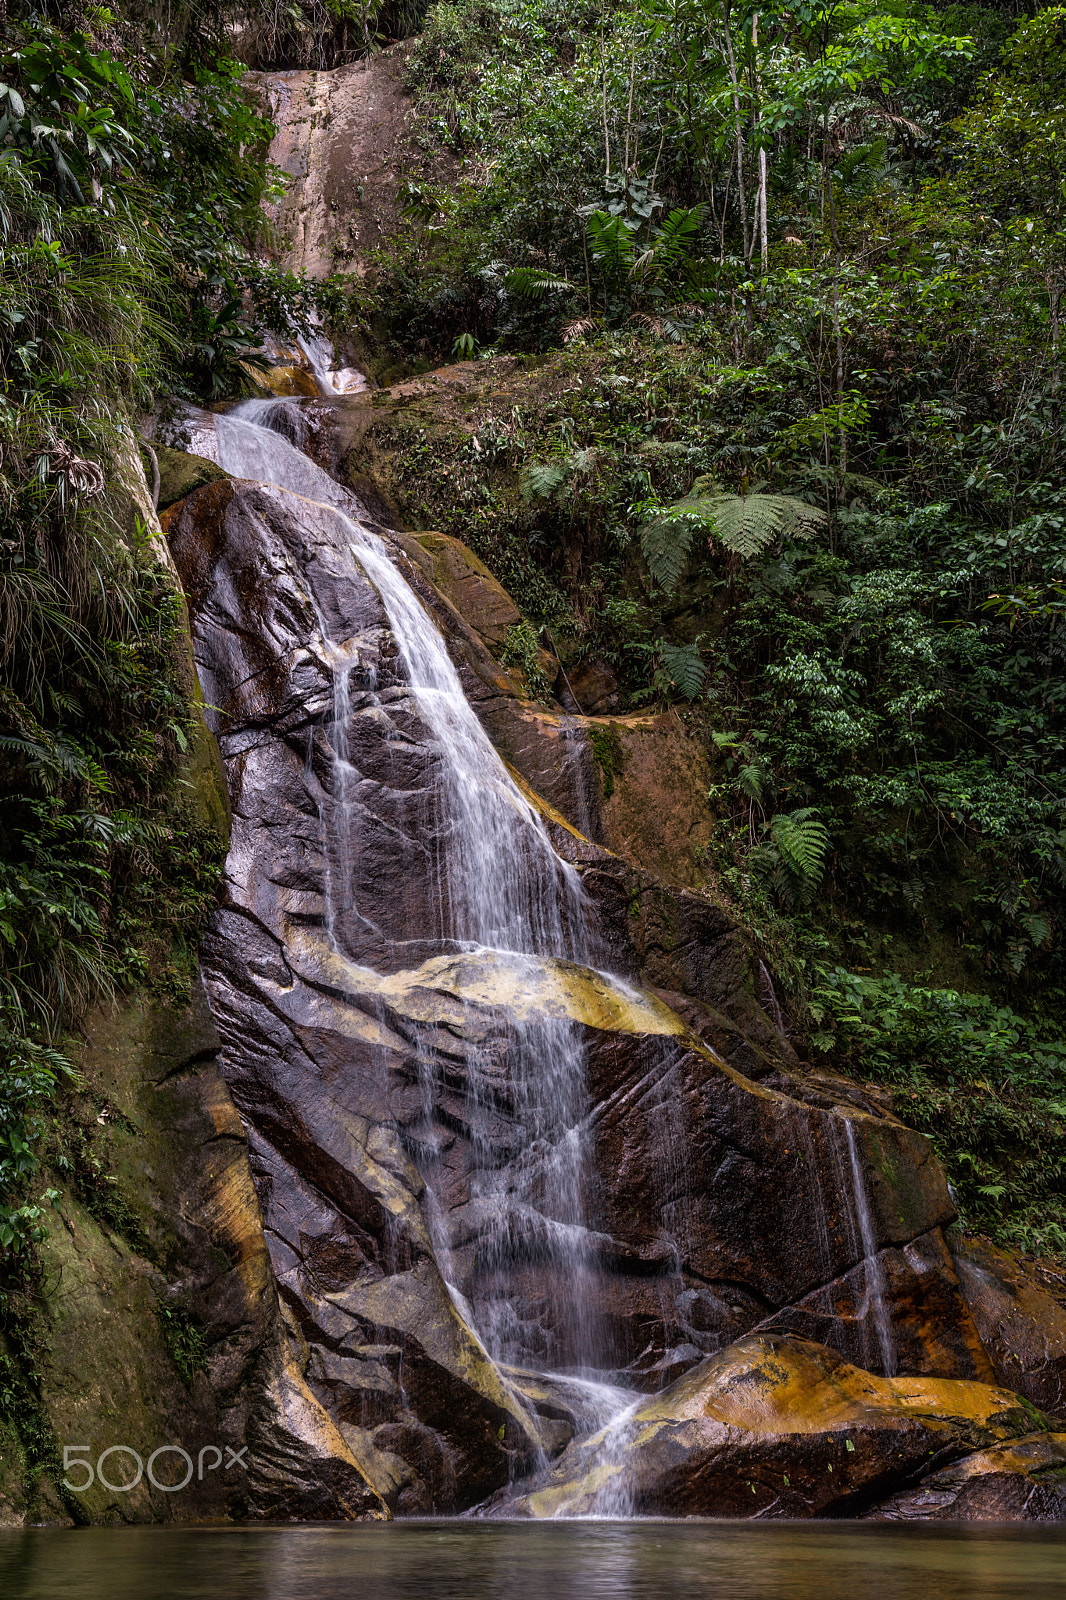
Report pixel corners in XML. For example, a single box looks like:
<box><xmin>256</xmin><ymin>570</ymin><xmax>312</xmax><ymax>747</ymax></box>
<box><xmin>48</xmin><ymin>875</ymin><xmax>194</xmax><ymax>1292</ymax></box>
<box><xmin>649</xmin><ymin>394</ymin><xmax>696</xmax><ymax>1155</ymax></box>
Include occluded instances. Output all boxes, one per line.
<box><xmin>564</xmin><ymin>659</ymin><xmax>620</xmax><ymax>714</ymax></box>
<box><xmin>409</xmin><ymin>531</ymin><xmax>524</xmax><ymax>654</ymax></box>
<box><xmin>502</xmin><ymin>1333</ymin><xmax>1040</xmax><ymax>1518</ymax></box>
<box><xmin>868</xmin><ymin>1432</ymin><xmax>1066</xmax><ymax>1521</ymax></box>
<box><xmin>953</xmin><ymin>1237</ymin><xmax>1066</xmax><ymax>1418</ymax></box>
<box><xmin>755</xmin><ymin>1228</ymin><xmax>996</xmax><ymax>1381</ymax></box>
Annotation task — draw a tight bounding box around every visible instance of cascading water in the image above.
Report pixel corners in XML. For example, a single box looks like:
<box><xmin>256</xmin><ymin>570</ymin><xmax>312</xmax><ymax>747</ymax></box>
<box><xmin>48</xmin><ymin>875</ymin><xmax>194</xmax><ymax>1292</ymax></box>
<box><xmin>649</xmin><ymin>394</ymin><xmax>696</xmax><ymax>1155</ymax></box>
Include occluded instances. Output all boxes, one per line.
<box><xmin>164</xmin><ymin>374</ymin><xmax>921</xmax><ymax>1519</ymax></box>
<box><xmin>209</xmin><ymin>395</ymin><xmax>632</xmax><ymax>1485</ymax></box>
<box><xmin>844</xmin><ymin>1119</ymin><xmax>896</xmax><ymax>1376</ymax></box>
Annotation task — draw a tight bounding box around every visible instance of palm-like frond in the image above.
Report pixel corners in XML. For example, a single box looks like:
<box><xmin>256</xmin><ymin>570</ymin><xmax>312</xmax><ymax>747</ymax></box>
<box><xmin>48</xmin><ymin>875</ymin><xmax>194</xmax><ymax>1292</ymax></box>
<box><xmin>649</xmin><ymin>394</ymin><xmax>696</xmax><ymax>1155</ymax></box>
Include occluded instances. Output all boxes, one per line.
<box><xmin>690</xmin><ymin>478</ymin><xmax>827</xmax><ymax>558</ymax></box>
<box><xmin>504</xmin><ymin>267</ymin><xmax>576</xmax><ymax>298</ymax></box>
<box><xmin>659</xmin><ymin>639</ymin><xmax>706</xmax><ymax>699</ymax></box>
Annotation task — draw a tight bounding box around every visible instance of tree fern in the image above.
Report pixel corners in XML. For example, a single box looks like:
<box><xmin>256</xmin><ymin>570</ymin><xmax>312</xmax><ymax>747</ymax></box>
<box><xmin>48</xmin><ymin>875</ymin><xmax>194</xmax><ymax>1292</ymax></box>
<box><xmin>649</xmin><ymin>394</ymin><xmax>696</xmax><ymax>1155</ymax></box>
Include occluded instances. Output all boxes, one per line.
<box><xmin>520</xmin><ymin>460</ymin><xmax>570</xmax><ymax>502</ymax></box>
<box><xmin>640</xmin><ymin>484</ymin><xmax>825</xmax><ymax>582</ymax></box>
<box><xmin>659</xmin><ymin>640</ymin><xmax>706</xmax><ymax>699</ymax></box>
<box><xmin>688</xmin><ymin>478</ymin><xmax>827</xmax><ymax>558</ymax></box>
<box><xmin>770</xmin><ymin>808</ymin><xmax>830</xmax><ymax>903</ymax></box>
<box><xmin>638</xmin><ymin>501</ymin><xmax>715</xmax><ymax>589</ymax></box>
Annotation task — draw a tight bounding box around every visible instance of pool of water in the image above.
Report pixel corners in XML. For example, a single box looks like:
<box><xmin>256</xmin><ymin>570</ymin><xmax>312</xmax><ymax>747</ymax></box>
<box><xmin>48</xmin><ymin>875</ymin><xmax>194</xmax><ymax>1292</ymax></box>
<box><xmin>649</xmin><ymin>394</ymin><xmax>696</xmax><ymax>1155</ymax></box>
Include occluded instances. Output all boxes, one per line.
<box><xmin>1</xmin><ymin>1520</ymin><xmax>1064</xmax><ymax>1600</ymax></box>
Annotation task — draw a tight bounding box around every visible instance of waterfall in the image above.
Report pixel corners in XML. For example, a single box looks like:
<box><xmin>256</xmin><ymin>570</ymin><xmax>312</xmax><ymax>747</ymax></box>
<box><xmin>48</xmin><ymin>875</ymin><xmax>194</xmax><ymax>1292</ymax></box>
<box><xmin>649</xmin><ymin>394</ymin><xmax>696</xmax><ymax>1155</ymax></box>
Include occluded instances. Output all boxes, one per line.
<box><xmin>211</xmin><ymin>399</ymin><xmax>614</xmax><ymax>1399</ymax></box>
<box><xmin>174</xmin><ymin>382</ymin><xmax>909</xmax><ymax>1516</ymax></box>
<box><xmin>844</xmin><ymin>1120</ymin><xmax>896</xmax><ymax>1377</ymax></box>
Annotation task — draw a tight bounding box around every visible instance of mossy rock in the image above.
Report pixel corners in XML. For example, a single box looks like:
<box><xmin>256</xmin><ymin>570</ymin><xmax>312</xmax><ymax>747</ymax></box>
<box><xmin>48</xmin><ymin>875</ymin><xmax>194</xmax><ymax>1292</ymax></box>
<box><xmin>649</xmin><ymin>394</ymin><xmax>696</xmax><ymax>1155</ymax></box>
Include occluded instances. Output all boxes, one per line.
<box><xmin>150</xmin><ymin>444</ymin><xmax>229</xmax><ymax>514</ymax></box>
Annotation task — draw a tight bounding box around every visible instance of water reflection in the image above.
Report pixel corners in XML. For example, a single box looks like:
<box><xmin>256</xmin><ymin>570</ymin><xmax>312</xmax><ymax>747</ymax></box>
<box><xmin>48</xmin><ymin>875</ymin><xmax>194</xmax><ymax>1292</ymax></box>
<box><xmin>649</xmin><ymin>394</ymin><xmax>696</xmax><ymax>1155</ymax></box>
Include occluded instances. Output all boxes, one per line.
<box><xmin>2</xmin><ymin>1521</ymin><xmax>1065</xmax><ymax>1600</ymax></box>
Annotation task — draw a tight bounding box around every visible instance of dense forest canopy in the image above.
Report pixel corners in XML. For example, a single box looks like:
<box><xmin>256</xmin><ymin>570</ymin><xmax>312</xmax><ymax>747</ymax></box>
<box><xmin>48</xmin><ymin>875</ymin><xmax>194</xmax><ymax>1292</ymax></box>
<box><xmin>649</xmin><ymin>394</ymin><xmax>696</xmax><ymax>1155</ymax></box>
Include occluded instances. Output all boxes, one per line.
<box><xmin>0</xmin><ymin>0</ymin><xmax>1064</xmax><ymax>1305</ymax></box>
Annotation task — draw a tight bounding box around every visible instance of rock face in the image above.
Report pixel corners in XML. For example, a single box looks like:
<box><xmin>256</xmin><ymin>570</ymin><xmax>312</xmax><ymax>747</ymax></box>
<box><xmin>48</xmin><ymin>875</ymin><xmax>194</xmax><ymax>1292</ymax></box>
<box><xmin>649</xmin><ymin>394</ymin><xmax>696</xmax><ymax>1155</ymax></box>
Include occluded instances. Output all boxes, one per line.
<box><xmin>247</xmin><ymin>47</ymin><xmax>450</xmax><ymax>284</ymax></box>
<box><xmin>495</xmin><ymin>1333</ymin><xmax>1045</xmax><ymax>1518</ymax></box>
<box><xmin>868</xmin><ymin>1432</ymin><xmax>1066</xmax><ymax>1522</ymax></box>
<box><xmin>159</xmin><ymin>447</ymin><xmax>1036</xmax><ymax>1519</ymax></box>
<box><xmin>0</xmin><ymin>984</ymin><xmax>386</xmax><ymax>1527</ymax></box>
<box><xmin>952</xmin><ymin>1237</ymin><xmax>1066</xmax><ymax>1419</ymax></box>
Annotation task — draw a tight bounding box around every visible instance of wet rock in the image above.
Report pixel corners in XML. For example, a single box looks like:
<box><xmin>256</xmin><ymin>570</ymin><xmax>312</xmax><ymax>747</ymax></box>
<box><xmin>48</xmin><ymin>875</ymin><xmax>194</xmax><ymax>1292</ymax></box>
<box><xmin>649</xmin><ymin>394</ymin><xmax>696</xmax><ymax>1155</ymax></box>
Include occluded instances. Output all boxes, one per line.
<box><xmin>953</xmin><ymin>1237</ymin><xmax>1066</xmax><ymax>1418</ymax></box>
<box><xmin>1</xmin><ymin>983</ymin><xmax>331</xmax><ymax>1527</ymax></box>
<box><xmin>755</xmin><ymin>1229</ymin><xmax>996</xmax><ymax>1381</ymax></box>
<box><xmin>584</xmin><ymin>1026</ymin><xmax>954</xmax><ymax>1334</ymax></box>
<box><xmin>247</xmin><ymin>47</ymin><xmax>429</xmax><ymax>280</ymax></box>
<box><xmin>565</xmin><ymin>660</ymin><xmax>620</xmax><ymax>714</ymax></box>
<box><xmin>246</xmin><ymin>1344</ymin><xmax>390</xmax><ymax>1520</ymax></box>
<box><xmin>407</xmin><ymin>531</ymin><xmax>525</xmax><ymax>655</ymax></box>
<box><xmin>152</xmin><ymin>442</ymin><xmax>229</xmax><ymax>513</ymax></box>
<box><xmin>867</xmin><ymin>1432</ymin><xmax>1066</xmax><ymax>1522</ymax></box>
<box><xmin>499</xmin><ymin>1333</ymin><xmax>1045</xmax><ymax>1518</ymax></box>
<box><xmin>167</xmin><ymin>470</ymin><xmax>1019</xmax><ymax>1520</ymax></box>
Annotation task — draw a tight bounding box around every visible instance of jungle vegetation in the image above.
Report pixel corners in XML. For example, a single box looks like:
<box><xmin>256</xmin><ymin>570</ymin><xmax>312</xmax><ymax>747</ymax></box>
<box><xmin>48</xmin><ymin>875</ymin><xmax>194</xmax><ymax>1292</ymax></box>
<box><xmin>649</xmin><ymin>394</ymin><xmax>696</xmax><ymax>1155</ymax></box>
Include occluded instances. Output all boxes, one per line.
<box><xmin>0</xmin><ymin>0</ymin><xmax>1063</xmax><ymax>1301</ymax></box>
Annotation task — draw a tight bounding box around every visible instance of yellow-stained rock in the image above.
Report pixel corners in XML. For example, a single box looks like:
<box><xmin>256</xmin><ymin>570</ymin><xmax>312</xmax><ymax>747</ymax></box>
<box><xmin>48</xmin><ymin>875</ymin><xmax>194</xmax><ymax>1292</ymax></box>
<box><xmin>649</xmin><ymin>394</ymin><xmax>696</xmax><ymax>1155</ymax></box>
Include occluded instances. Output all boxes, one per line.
<box><xmin>505</xmin><ymin>1333</ymin><xmax>1046</xmax><ymax>1519</ymax></box>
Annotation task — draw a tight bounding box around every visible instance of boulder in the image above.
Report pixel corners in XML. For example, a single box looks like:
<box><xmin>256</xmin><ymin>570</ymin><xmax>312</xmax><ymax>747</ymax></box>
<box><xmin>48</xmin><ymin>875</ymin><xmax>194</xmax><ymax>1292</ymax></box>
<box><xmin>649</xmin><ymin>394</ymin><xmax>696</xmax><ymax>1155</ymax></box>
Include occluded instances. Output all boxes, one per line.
<box><xmin>407</xmin><ymin>532</ymin><xmax>524</xmax><ymax>654</ymax></box>
<box><xmin>498</xmin><ymin>1333</ymin><xmax>1046</xmax><ymax>1518</ymax></box>
<box><xmin>563</xmin><ymin>659</ymin><xmax>620</xmax><ymax>714</ymax></box>
<box><xmin>867</xmin><ymin>1432</ymin><xmax>1066</xmax><ymax>1522</ymax></box>
<box><xmin>152</xmin><ymin>442</ymin><xmax>228</xmax><ymax>514</ymax></box>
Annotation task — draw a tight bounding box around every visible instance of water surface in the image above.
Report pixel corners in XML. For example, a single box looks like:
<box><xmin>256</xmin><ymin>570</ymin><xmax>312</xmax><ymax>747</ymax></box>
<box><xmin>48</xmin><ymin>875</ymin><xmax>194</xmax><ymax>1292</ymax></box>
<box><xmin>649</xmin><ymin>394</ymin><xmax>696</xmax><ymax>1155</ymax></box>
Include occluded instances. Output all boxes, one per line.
<box><xmin>2</xmin><ymin>1520</ymin><xmax>1064</xmax><ymax>1600</ymax></box>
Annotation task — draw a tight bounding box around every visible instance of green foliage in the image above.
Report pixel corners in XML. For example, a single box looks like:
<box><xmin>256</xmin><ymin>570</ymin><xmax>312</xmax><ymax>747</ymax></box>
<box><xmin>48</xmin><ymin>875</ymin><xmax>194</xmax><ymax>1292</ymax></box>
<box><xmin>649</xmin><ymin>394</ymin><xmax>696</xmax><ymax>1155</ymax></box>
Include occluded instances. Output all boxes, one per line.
<box><xmin>810</xmin><ymin>969</ymin><xmax>1066</xmax><ymax>1254</ymax></box>
<box><xmin>766</xmin><ymin>808</ymin><xmax>831</xmax><ymax>905</ymax></box>
<box><xmin>638</xmin><ymin>482</ymin><xmax>826</xmax><ymax>586</ymax></box>
<box><xmin>589</xmin><ymin>722</ymin><xmax>624</xmax><ymax>799</ymax></box>
<box><xmin>501</xmin><ymin>619</ymin><xmax>550</xmax><ymax>698</ymax></box>
<box><xmin>696</xmin><ymin>486</ymin><xmax>826</xmax><ymax>559</ymax></box>
<box><xmin>657</xmin><ymin>638</ymin><xmax>706</xmax><ymax>700</ymax></box>
<box><xmin>0</xmin><ymin>16</ymin><xmax>244</xmax><ymax>1268</ymax></box>
<box><xmin>156</xmin><ymin>1296</ymin><xmax>208</xmax><ymax>1388</ymax></box>
<box><xmin>520</xmin><ymin>459</ymin><xmax>571</xmax><ymax>503</ymax></box>
<box><xmin>638</xmin><ymin>501</ymin><xmax>704</xmax><ymax>590</ymax></box>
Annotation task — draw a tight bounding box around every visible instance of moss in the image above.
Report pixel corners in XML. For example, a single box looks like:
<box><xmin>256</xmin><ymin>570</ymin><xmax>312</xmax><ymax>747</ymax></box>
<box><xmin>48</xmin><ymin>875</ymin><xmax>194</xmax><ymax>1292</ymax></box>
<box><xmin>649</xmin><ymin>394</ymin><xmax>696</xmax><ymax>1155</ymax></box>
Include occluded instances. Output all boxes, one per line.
<box><xmin>501</xmin><ymin>621</ymin><xmax>550</xmax><ymax>699</ymax></box>
<box><xmin>589</xmin><ymin>723</ymin><xmax>625</xmax><ymax>800</ymax></box>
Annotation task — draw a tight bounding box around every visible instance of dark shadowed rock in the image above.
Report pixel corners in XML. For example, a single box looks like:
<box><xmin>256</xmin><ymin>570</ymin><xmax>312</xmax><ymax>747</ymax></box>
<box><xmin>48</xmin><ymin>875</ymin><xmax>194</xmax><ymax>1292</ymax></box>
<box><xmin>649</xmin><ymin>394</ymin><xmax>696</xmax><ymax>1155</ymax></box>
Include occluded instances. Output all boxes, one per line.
<box><xmin>867</xmin><ymin>1432</ymin><xmax>1066</xmax><ymax>1522</ymax></box>
<box><xmin>565</xmin><ymin>659</ymin><xmax>620</xmax><ymax>714</ymax></box>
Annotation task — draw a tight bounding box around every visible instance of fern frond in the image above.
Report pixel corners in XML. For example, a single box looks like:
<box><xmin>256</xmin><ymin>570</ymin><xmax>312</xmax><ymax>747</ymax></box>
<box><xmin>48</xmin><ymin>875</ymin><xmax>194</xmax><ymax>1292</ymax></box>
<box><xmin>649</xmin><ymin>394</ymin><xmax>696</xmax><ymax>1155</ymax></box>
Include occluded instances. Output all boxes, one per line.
<box><xmin>686</xmin><ymin>485</ymin><xmax>826</xmax><ymax>559</ymax></box>
<box><xmin>504</xmin><ymin>268</ymin><xmax>576</xmax><ymax>298</ymax></box>
<box><xmin>737</xmin><ymin>762</ymin><xmax>765</xmax><ymax>802</ymax></box>
<box><xmin>770</xmin><ymin>808</ymin><xmax>830</xmax><ymax>899</ymax></box>
<box><xmin>638</xmin><ymin>500</ymin><xmax>717</xmax><ymax>590</ymax></box>
<box><xmin>659</xmin><ymin>640</ymin><xmax>706</xmax><ymax>699</ymax></box>
<box><xmin>586</xmin><ymin>212</ymin><xmax>637</xmax><ymax>274</ymax></box>
<box><xmin>520</xmin><ymin>460</ymin><xmax>570</xmax><ymax>502</ymax></box>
